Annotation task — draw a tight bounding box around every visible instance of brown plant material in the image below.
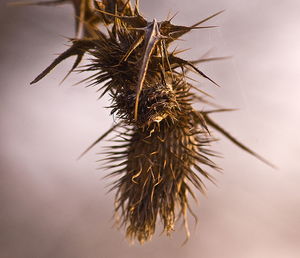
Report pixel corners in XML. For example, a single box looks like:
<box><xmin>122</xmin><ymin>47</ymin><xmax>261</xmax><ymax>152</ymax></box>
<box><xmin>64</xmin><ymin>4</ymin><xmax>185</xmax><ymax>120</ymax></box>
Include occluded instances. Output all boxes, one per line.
<box><xmin>104</xmin><ymin>78</ymin><xmax>218</xmax><ymax>243</ymax></box>
<box><xmin>13</xmin><ymin>0</ymin><xmax>275</xmax><ymax>244</ymax></box>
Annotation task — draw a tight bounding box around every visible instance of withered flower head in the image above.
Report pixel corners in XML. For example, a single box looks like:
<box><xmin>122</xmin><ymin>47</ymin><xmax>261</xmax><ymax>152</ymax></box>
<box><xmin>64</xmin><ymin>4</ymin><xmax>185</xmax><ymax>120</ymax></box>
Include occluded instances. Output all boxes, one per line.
<box><xmin>105</xmin><ymin>77</ymin><xmax>218</xmax><ymax>243</ymax></box>
<box><xmin>13</xmin><ymin>0</ymin><xmax>275</xmax><ymax>244</ymax></box>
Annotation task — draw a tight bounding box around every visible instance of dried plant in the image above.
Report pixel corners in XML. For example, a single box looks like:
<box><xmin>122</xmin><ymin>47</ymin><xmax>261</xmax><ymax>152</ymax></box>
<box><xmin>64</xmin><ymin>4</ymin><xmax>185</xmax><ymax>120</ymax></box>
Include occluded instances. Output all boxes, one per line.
<box><xmin>11</xmin><ymin>0</ymin><xmax>275</xmax><ymax>244</ymax></box>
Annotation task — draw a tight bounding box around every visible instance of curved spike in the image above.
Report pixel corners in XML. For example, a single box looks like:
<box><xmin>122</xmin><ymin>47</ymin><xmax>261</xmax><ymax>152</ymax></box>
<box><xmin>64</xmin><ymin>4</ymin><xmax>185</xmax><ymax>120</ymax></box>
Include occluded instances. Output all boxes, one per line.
<box><xmin>187</xmin><ymin>62</ymin><xmax>220</xmax><ymax>86</ymax></box>
<box><xmin>192</xmin><ymin>10</ymin><xmax>225</xmax><ymax>27</ymax></box>
<box><xmin>168</xmin><ymin>55</ymin><xmax>219</xmax><ymax>86</ymax></box>
<box><xmin>203</xmin><ymin>108</ymin><xmax>238</xmax><ymax>114</ymax></box>
<box><xmin>134</xmin><ymin>19</ymin><xmax>161</xmax><ymax>121</ymax></box>
<box><xmin>30</xmin><ymin>40</ymin><xmax>90</xmax><ymax>84</ymax></box>
<box><xmin>190</xmin><ymin>56</ymin><xmax>231</xmax><ymax>65</ymax></box>
<box><xmin>59</xmin><ymin>52</ymin><xmax>84</xmax><ymax>84</ymax></box>
<box><xmin>204</xmin><ymin>114</ymin><xmax>277</xmax><ymax>169</ymax></box>
<box><xmin>166</xmin><ymin>10</ymin><xmax>224</xmax><ymax>42</ymax></box>
<box><xmin>77</xmin><ymin>122</ymin><xmax>122</xmax><ymax>160</ymax></box>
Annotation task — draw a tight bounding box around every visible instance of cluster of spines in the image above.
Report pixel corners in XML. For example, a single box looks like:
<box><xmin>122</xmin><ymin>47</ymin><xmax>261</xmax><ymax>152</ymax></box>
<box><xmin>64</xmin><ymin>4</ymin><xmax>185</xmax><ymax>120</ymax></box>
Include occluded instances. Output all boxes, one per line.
<box><xmin>12</xmin><ymin>0</ymin><xmax>274</xmax><ymax>244</ymax></box>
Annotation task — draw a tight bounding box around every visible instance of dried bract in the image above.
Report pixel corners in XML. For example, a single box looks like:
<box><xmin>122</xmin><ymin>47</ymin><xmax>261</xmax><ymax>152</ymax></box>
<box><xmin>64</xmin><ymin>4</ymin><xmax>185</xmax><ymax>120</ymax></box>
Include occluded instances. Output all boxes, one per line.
<box><xmin>13</xmin><ymin>0</ymin><xmax>274</xmax><ymax>244</ymax></box>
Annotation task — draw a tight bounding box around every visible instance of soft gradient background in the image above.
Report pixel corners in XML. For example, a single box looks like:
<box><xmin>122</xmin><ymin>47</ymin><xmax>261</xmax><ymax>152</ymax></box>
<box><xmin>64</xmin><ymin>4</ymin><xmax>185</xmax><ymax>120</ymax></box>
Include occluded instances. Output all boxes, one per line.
<box><xmin>1</xmin><ymin>0</ymin><xmax>299</xmax><ymax>257</ymax></box>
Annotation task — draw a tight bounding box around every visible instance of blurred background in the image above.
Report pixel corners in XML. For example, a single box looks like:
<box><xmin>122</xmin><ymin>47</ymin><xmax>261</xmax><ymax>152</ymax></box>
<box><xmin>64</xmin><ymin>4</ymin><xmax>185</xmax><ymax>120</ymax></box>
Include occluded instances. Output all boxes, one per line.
<box><xmin>1</xmin><ymin>0</ymin><xmax>299</xmax><ymax>257</ymax></box>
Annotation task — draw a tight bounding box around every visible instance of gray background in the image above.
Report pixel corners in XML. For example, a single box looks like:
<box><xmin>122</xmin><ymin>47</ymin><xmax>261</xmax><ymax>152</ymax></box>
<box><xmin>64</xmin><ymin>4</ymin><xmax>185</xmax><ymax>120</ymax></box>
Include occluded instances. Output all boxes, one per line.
<box><xmin>1</xmin><ymin>0</ymin><xmax>299</xmax><ymax>257</ymax></box>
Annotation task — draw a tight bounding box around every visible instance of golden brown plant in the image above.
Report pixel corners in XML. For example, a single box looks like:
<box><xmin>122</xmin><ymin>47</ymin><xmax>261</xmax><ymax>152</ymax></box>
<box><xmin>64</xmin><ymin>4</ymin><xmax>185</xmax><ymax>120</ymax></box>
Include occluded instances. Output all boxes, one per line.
<box><xmin>11</xmin><ymin>0</ymin><xmax>275</xmax><ymax>244</ymax></box>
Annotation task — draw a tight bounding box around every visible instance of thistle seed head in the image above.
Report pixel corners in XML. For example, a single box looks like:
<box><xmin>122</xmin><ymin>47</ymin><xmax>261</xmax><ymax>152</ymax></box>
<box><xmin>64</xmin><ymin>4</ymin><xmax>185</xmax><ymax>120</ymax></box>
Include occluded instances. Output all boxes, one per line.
<box><xmin>107</xmin><ymin>98</ymin><xmax>216</xmax><ymax>243</ymax></box>
<box><xmin>17</xmin><ymin>0</ymin><xmax>274</xmax><ymax>244</ymax></box>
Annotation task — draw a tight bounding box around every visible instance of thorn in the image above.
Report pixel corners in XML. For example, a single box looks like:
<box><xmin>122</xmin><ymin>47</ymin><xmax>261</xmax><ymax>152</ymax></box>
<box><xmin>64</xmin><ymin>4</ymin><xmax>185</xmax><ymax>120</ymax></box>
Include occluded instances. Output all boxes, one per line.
<box><xmin>77</xmin><ymin>122</ymin><xmax>121</xmax><ymax>160</ymax></box>
<box><xmin>204</xmin><ymin>114</ymin><xmax>277</xmax><ymax>169</ymax></box>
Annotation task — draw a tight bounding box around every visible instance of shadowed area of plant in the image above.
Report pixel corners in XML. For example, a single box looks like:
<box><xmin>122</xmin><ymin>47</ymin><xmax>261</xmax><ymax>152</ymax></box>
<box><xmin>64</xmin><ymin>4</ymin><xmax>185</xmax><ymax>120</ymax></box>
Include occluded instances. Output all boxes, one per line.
<box><xmin>12</xmin><ymin>0</ymin><xmax>275</xmax><ymax>244</ymax></box>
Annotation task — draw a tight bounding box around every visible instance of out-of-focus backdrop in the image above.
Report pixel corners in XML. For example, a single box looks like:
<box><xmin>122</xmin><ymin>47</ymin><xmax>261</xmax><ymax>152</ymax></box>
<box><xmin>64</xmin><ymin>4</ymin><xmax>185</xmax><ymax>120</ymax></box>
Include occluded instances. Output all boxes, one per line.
<box><xmin>1</xmin><ymin>0</ymin><xmax>299</xmax><ymax>257</ymax></box>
